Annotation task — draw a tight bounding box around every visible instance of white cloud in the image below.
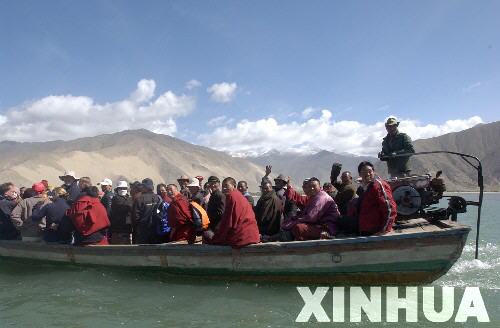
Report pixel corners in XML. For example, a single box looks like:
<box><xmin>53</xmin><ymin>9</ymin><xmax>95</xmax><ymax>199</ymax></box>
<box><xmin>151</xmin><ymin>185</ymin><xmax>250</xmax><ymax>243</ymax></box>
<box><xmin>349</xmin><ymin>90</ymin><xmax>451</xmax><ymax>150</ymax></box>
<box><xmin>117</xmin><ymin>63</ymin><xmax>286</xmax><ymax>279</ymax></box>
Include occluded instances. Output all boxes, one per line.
<box><xmin>0</xmin><ymin>79</ymin><xmax>195</xmax><ymax>142</ymax></box>
<box><xmin>185</xmin><ymin>79</ymin><xmax>201</xmax><ymax>90</ymax></box>
<box><xmin>198</xmin><ymin>111</ymin><xmax>483</xmax><ymax>157</ymax></box>
<box><xmin>301</xmin><ymin>107</ymin><xmax>316</xmax><ymax>119</ymax></box>
<box><xmin>463</xmin><ymin>82</ymin><xmax>482</xmax><ymax>92</ymax></box>
<box><xmin>207</xmin><ymin>82</ymin><xmax>237</xmax><ymax>103</ymax></box>
<box><xmin>207</xmin><ymin>115</ymin><xmax>234</xmax><ymax>127</ymax></box>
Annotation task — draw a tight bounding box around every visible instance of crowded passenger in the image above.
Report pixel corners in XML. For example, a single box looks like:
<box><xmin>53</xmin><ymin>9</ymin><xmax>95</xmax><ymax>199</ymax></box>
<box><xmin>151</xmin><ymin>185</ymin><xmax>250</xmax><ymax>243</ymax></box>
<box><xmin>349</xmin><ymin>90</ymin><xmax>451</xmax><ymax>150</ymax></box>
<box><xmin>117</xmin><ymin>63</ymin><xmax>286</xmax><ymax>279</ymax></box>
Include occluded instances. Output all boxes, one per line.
<box><xmin>330</xmin><ymin>163</ymin><xmax>357</xmax><ymax>216</ymax></box>
<box><xmin>59</xmin><ymin>170</ymin><xmax>81</xmax><ymax>204</ymax></box>
<box><xmin>0</xmin><ymin>182</ymin><xmax>21</xmax><ymax>240</ymax></box>
<box><xmin>237</xmin><ymin>180</ymin><xmax>254</xmax><ymax>207</ymax></box>
<box><xmin>31</xmin><ymin>187</ymin><xmax>71</xmax><ymax>243</ymax></box>
<box><xmin>177</xmin><ymin>175</ymin><xmax>192</xmax><ymax>199</ymax></box>
<box><xmin>166</xmin><ymin>184</ymin><xmax>195</xmax><ymax>243</ymax></box>
<box><xmin>109</xmin><ymin>181</ymin><xmax>133</xmax><ymax>245</ymax></box>
<box><xmin>254</xmin><ymin>180</ymin><xmax>283</xmax><ymax>240</ymax></box>
<box><xmin>11</xmin><ymin>182</ymin><xmax>51</xmax><ymax>241</ymax></box>
<box><xmin>206</xmin><ymin>176</ymin><xmax>225</xmax><ymax>230</ymax></box>
<box><xmin>338</xmin><ymin>161</ymin><xmax>397</xmax><ymax>236</ymax></box>
<box><xmin>282</xmin><ymin>178</ymin><xmax>340</xmax><ymax>241</ymax></box>
<box><xmin>133</xmin><ymin>178</ymin><xmax>162</xmax><ymax>244</ymax></box>
<box><xmin>204</xmin><ymin>177</ymin><xmax>260</xmax><ymax>248</ymax></box>
<box><xmin>98</xmin><ymin>178</ymin><xmax>114</xmax><ymax>217</ymax></box>
<box><xmin>66</xmin><ymin>183</ymin><xmax>110</xmax><ymax>245</ymax></box>
<box><xmin>187</xmin><ymin>178</ymin><xmax>206</xmax><ymax>208</ymax></box>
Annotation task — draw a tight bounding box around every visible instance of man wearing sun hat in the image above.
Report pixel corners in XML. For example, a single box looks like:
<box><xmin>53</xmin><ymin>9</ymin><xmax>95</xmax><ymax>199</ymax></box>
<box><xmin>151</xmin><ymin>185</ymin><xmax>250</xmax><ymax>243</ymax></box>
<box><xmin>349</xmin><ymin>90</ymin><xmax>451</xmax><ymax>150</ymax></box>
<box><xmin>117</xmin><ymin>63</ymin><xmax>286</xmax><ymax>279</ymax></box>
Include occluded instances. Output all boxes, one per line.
<box><xmin>378</xmin><ymin>117</ymin><xmax>415</xmax><ymax>178</ymax></box>
<box><xmin>59</xmin><ymin>170</ymin><xmax>81</xmax><ymax>205</ymax></box>
<box><xmin>98</xmin><ymin>178</ymin><xmax>115</xmax><ymax>217</ymax></box>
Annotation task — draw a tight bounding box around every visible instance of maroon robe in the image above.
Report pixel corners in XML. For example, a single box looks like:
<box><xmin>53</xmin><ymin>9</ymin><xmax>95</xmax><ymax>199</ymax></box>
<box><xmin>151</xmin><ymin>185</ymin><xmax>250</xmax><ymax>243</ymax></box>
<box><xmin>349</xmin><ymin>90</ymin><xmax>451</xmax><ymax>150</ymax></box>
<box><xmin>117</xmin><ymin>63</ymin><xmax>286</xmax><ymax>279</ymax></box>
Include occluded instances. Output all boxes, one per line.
<box><xmin>209</xmin><ymin>190</ymin><xmax>260</xmax><ymax>248</ymax></box>
<box><xmin>168</xmin><ymin>193</ymin><xmax>195</xmax><ymax>243</ymax></box>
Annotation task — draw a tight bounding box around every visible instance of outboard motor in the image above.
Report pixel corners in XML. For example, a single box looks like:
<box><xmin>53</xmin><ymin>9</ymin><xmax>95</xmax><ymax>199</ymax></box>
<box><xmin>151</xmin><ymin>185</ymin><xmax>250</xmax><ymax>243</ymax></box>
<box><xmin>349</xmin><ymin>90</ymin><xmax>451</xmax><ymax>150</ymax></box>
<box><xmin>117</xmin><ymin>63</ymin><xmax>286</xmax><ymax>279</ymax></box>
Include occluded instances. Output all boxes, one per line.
<box><xmin>387</xmin><ymin>172</ymin><xmax>448</xmax><ymax>220</ymax></box>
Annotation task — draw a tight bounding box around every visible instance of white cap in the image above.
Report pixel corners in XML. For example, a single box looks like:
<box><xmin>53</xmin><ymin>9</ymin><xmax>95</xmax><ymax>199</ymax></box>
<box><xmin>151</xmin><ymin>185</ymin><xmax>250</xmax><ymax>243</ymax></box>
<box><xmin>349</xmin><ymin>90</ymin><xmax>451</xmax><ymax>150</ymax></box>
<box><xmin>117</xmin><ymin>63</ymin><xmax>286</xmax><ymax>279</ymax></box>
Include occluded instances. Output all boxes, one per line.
<box><xmin>59</xmin><ymin>170</ymin><xmax>78</xmax><ymax>181</ymax></box>
<box><xmin>187</xmin><ymin>179</ymin><xmax>200</xmax><ymax>187</ymax></box>
<box><xmin>116</xmin><ymin>180</ymin><xmax>128</xmax><ymax>188</ymax></box>
<box><xmin>98</xmin><ymin>178</ymin><xmax>113</xmax><ymax>186</ymax></box>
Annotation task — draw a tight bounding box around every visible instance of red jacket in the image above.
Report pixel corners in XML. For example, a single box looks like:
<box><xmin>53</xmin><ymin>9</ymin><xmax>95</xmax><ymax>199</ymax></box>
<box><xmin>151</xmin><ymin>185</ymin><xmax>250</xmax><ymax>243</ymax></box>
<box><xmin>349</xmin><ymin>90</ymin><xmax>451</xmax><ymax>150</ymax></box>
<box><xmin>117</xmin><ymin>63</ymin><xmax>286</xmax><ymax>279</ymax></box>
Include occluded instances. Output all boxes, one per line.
<box><xmin>358</xmin><ymin>178</ymin><xmax>397</xmax><ymax>235</ymax></box>
<box><xmin>168</xmin><ymin>193</ymin><xmax>195</xmax><ymax>243</ymax></box>
<box><xmin>210</xmin><ymin>190</ymin><xmax>260</xmax><ymax>248</ymax></box>
<box><xmin>67</xmin><ymin>195</ymin><xmax>110</xmax><ymax>237</ymax></box>
<box><xmin>285</xmin><ymin>186</ymin><xmax>309</xmax><ymax>209</ymax></box>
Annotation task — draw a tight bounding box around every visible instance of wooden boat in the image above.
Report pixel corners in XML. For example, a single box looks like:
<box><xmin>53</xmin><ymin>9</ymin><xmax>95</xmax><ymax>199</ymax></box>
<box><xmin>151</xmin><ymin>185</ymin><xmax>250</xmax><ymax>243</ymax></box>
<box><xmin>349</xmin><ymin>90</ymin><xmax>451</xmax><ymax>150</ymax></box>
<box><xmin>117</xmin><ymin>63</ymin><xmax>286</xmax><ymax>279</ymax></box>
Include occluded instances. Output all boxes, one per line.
<box><xmin>0</xmin><ymin>218</ymin><xmax>470</xmax><ymax>284</ymax></box>
<box><xmin>0</xmin><ymin>151</ymin><xmax>482</xmax><ymax>284</ymax></box>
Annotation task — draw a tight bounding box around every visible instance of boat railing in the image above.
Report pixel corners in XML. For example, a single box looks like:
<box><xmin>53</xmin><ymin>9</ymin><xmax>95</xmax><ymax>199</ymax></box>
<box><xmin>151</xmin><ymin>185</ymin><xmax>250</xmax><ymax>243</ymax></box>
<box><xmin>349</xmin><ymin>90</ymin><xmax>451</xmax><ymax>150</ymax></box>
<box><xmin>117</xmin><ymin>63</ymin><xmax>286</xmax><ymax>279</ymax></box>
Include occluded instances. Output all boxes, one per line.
<box><xmin>382</xmin><ymin>151</ymin><xmax>483</xmax><ymax>259</ymax></box>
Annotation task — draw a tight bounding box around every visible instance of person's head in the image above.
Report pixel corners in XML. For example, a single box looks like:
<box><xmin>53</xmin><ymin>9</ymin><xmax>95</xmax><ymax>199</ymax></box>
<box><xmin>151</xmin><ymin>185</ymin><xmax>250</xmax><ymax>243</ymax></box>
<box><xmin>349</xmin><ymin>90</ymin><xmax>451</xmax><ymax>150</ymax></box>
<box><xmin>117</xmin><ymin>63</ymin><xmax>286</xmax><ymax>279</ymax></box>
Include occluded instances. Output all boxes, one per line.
<box><xmin>115</xmin><ymin>181</ymin><xmax>129</xmax><ymax>196</ymax></box>
<box><xmin>0</xmin><ymin>182</ymin><xmax>18</xmax><ymax>200</ymax></box>
<box><xmin>166</xmin><ymin>184</ymin><xmax>179</xmax><ymax>198</ymax></box>
<box><xmin>274</xmin><ymin>174</ymin><xmax>287</xmax><ymax>190</ymax></box>
<box><xmin>52</xmin><ymin>187</ymin><xmax>68</xmax><ymax>200</ymax></box>
<box><xmin>177</xmin><ymin>175</ymin><xmax>190</xmax><ymax>188</ymax></box>
<box><xmin>385</xmin><ymin>117</ymin><xmax>399</xmax><ymax>136</ymax></box>
<box><xmin>323</xmin><ymin>182</ymin><xmax>334</xmax><ymax>193</ymax></box>
<box><xmin>142</xmin><ymin>178</ymin><xmax>154</xmax><ymax>192</ymax></box>
<box><xmin>207</xmin><ymin>176</ymin><xmax>220</xmax><ymax>192</ymax></box>
<box><xmin>203</xmin><ymin>182</ymin><xmax>211</xmax><ymax>192</ymax></box>
<box><xmin>59</xmin><ymin>170</ymin><xmax>78</xmax><ymax>186</ymax></box>
<box><xmin>98</xmin><ymin>178</ymin><xmax>113</xmax><ymax>193</ymax></box>
<box><xmin>82</xmin><ymin>185</ymin><xmax>99</xmax><ymax>198</ymax></box>
<box><xmin>222</xmin><ymin>177</ymin><xmax>237</xmax><ymax>195</ymax></box>
<box><xmin>32</xmin><ymin>182</ymin><xmax>46</xmax><ymax>195</ymax></box>
<box><xmin>78</xmin><ymin>177</ymin><xmax>92</xmax><ymax>190</ymax></box>
<box><xmin>187</xmin><ymin>179</ymin><xmax>200</xmax><ymax>195</ymax></box>
<box><xmin>130</xmin><ymin>181</ymin><xmax>143</xmax><ymax>197</ymax></box>
<box><xmin>237</xmin><ymin>181</ymin><xmax>248</xmax><ymax>194</ymax></box>
<box><xmin>22</xmin><ymin>188</ymin><xmax>37</xmax><ymax>199</ymax></box>
<box><xmin>19</xmin><ymin>186</ymin><xmax>26</xmax><ymax>196</ymax></box>
<box><xmin>341</xmin><ymin>171</ymin><xmax>352</xmax><ymax>185</ymax></box>
<box><xmin>157</xmin><ymin>183</ymin><xmax>167</xmax><ymax>196</ymax></box>
<box><xmin>358</xmin><ymin>161</ymin><xmax>375</xmax><ymax>184</ymax></box>
<box><xmin>260</xmin><ymin>181</ymin><xmax>273</xmax><ymax>194</ymax></box>
<box><xmin>308</xmin><ymin>177</ymin><xmax>321</xmax><ymax>196</ymax></box>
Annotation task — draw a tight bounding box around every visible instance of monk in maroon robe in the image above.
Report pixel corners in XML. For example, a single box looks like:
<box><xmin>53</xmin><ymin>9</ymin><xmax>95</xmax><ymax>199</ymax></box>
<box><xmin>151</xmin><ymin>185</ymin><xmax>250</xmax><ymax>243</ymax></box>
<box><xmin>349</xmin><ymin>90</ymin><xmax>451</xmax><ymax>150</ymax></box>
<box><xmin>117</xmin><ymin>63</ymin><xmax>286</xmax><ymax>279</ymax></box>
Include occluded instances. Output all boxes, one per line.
<box><xmin>166</xmin><ymin>184</ymin><xmax>195</xmax><ymax>243</ymax></box>
<box><xmin>205</xmin><ymin>177</ymin><xmax>260</xmax><ymax>248</ymax></box>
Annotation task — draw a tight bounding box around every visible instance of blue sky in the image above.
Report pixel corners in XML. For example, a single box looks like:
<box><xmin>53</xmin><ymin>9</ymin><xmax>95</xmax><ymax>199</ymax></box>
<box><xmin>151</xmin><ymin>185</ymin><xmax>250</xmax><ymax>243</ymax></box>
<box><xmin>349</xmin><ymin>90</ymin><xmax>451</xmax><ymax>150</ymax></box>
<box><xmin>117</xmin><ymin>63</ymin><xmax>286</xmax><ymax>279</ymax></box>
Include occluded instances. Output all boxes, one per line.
<box><xmin>0</xmin><ymin>0</ymin><xmax>498</xmax><ymax>155</ymax></box>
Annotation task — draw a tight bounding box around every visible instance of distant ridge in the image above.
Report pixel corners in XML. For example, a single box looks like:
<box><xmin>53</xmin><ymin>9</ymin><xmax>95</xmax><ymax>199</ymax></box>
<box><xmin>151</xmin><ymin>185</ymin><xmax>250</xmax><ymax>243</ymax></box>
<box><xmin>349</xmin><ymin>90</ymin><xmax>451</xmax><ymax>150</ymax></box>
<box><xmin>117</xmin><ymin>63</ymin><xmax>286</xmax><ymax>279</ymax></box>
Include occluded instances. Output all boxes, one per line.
<box><xmin>0</xmin><ymin>129</ymin><xmax>265</xmax><ymax>191</ymax></box>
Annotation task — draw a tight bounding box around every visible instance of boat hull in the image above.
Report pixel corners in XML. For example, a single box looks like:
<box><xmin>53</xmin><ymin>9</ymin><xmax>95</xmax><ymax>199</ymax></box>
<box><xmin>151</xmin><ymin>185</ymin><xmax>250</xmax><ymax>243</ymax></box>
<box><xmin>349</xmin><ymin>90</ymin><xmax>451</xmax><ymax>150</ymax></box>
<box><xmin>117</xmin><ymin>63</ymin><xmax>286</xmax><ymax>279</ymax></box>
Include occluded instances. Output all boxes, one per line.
<box><xmin>0</xmin><ymin>221</ymin><xmax>470</xmax><ymax>285</ymax></box>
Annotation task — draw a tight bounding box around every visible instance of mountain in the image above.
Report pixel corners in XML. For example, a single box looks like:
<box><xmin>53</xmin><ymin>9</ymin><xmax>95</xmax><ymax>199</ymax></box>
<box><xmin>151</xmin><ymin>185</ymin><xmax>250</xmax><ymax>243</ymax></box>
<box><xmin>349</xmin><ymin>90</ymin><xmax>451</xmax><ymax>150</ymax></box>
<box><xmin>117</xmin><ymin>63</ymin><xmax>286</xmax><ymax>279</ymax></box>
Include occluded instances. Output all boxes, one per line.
<box><xmin>410</xmin><ymin>121</ymin><xmax>500</xmax><ymax>191</ymax></box>
<box><xmin>248</xmin><ymin>121</ymin><xmax>500</xmax><ymax>191</ymax></box>
<box><xmin>0</xmin><ymin>129</ymin><xmax>265</xmax><ymax>191</ymax></box>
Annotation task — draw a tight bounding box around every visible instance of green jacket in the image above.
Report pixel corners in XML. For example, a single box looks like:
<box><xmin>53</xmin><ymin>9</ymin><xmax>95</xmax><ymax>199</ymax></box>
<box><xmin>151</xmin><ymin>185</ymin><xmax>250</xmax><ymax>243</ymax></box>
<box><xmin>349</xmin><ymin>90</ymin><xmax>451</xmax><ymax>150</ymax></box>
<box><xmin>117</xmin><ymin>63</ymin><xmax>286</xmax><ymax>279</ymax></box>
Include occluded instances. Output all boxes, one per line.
<box><xmin>381</xmin><ymin>132</ymin><xmax>415</xmax><ymax>176</ymax></box>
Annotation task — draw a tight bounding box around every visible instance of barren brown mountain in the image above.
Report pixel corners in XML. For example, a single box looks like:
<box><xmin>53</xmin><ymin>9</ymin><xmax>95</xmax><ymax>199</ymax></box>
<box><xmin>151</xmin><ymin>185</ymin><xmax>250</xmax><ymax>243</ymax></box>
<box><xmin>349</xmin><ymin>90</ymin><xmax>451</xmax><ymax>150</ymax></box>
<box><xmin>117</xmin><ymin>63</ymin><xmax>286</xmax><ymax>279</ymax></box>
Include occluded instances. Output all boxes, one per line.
<box><xmin>0</xmin><ymin>129</ymin><xmax>264</xmax><ymax>190</ymax></box>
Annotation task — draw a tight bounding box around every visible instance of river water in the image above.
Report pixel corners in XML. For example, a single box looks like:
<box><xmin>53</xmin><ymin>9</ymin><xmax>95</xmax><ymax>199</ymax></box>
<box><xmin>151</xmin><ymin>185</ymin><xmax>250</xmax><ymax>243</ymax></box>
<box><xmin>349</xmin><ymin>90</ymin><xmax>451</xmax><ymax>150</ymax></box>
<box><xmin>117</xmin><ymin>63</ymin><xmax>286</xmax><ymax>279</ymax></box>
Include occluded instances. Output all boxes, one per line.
<box><xmin>0</xmin><ymin>193</ymin><xmax>498</xmax><ymax>327</ymax></box>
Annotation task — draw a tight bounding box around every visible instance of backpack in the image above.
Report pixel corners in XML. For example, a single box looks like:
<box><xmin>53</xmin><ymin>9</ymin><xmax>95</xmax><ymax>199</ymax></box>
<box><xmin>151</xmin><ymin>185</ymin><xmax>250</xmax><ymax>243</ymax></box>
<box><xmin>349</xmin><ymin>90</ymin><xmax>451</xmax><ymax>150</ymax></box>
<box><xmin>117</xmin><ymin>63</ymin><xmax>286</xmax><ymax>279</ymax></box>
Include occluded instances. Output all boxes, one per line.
<box><xmin>190</xmin><ymin>201</ymin><xmax>210</xmax><ymax>232</ymax></box>
<box><xmin>152</xmin><ymin>199</ymin><xmax>171</xmax><ymax>236</ymax></box>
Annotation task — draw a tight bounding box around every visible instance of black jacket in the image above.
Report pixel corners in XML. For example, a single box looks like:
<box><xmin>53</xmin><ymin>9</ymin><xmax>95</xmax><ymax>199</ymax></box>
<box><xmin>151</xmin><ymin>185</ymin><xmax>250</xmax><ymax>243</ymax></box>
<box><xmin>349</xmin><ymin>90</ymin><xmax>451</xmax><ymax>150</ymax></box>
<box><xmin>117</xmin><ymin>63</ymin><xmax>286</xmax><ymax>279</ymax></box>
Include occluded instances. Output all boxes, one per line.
<box><xmin>207</xmin><ymin>190</ymin><xmax>225</xmax><ymax>230</ymax></box>
<box><xmin>133</xmin><ymin>191</ymin><xmax>161</xmax><ymax>227</ymax></box>
<box><xmin>0</xmin><ymin>196</ymin><xmax>20</xmax><ymax>240</ymax></box>
<box><xmin>101</xmin><ymin>191</ymin><xmax>115</xmax><ymax>217</ymax></box>
<box><xmin>32</xmin><ymin>198</ymin><xmax>71</xmax><ymax>243</ymax></box>
<box><xmin>62</xmin><ymin>182</ymin><xmax>81</xmax><ymax>205</ymax></box>
<box><xmin>110</xmin><ymin>194</ymin><xmax>132</xmax><ymax>233</ymax></box>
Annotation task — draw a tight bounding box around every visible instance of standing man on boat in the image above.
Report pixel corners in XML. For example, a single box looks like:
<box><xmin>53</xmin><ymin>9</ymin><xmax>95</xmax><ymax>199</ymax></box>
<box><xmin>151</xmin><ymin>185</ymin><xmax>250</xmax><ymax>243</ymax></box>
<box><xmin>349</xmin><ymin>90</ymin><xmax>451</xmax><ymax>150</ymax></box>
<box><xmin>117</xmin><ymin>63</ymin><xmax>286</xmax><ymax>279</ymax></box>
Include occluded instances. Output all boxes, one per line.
<box><xmin>378</xmin><ymin>117</ymin><xmax>415</xmax><ymax>178</ymax></box>
<box><xmin>177</xmin><ymin>175</ymin><xmax>192</xmax><ymax>200</ymax></box>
